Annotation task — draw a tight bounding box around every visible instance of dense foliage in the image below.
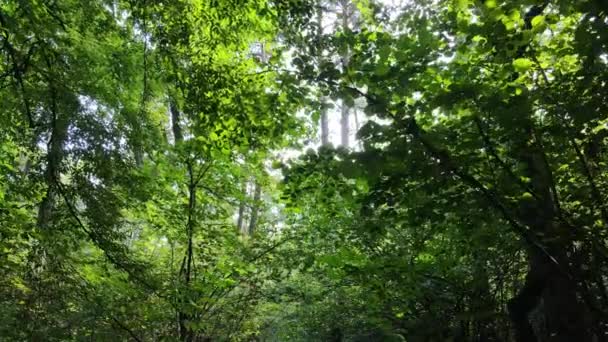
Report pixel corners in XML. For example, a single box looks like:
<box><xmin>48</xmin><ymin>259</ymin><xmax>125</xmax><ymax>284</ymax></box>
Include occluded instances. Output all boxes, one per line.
<box><xmin>1</xmin><ymin>0</ymin><xmax>607</xmax><ymax>341</ymax></box>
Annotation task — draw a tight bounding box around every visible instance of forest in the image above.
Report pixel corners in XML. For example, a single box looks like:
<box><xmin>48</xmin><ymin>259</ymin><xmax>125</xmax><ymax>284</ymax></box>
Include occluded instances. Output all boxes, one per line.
<box><xmin>0</xmin><ymin>0</ymin><xmax>607</xmax><ymax>341</ymax></box>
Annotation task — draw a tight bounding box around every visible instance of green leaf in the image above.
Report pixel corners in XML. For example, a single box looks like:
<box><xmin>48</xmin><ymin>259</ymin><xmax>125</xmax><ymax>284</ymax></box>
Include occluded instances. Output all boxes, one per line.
<box><xmin>531</xmin><ymin>15</ymin><xmax>545</xmax><ymax>28</ymax></box>
<box><xmin>513</xmin><ymin>58</ymin><xmax>534</xmax><ymax>72</ymax></box>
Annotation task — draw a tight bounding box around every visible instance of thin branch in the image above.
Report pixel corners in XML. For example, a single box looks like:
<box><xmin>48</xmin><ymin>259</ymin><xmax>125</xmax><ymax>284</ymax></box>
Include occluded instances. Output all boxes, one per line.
<box><xmin>194</xmin><ymin>161</ymin><xmax>213</xmax><ymax>186</ymax></box>
<box><xmin>473</xmin><ymin>116</ymin><xmax>540</xmax><ymax>199</ymax></box>
<box><xmin>200</xmin><ymin>184</ymin><xmax>240</xmax><ymax>206</ymax></box>
<box><xmin>110</xmin><ymin>316</ymin><xmax>144</xmax><ymax>342</ymax></box>
<box><xmin>53</xmin><ymin>178</ymin><xmax>161</xmax><ymax>296</ymax></box>
<box><xmin>248</xmin><ymin>235</ymin><xmax>298</xmax><ymax>263</ymax></box>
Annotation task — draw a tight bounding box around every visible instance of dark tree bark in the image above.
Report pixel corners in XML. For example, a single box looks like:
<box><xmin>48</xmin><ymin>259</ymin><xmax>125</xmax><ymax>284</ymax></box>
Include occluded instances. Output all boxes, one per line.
<box><xmin>37</xmin><ymin>80</ymin><xmax>70</xmax><ymax>229</ymax></box>
<box><xmin>171</xmin><ymin>96</ymin><xmax>196</xmax><ymax>342</ymax></box>
<box><xmin>509</xmin><ymin>135</ymin><xmax>590</xmax><ymax>342</ymax></box>
<box><xmin>170</xmin><ymin>97</ymin><xmax>183</xmax><ymax>143</ymax></box>
<box><xmin>407</xmin><ymin>117</ymin><xmax>592</xmax><ymax>342</ymax></box>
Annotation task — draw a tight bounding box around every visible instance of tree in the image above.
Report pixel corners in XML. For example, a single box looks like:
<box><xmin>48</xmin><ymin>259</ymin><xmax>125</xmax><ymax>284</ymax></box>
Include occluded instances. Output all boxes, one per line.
<box><xmin>1</xmin><ymin>0</ymin><xmax>607</xmax><ymax>341</ymax></box>
<box><xmin>278</xmin><ymin>0</ymin><xmax>608</xmax><ymax>340</ymax></box>
<box><xmin>312</xmin><ymin>3</ymin><xmax>605</xmax><ymax>341</ymax></box>
<box><xmin>0</xmin><ymin>0</ymin><xmax>311</xmax><ymax>340</ymax></box>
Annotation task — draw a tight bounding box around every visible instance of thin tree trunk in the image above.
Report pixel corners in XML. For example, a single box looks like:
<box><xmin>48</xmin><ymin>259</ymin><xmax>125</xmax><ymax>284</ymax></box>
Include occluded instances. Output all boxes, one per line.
<box><xmin>340</xmin><ymin>104</ymin><xmax>349</xmax><ymax>148</ymax></box>
<box><xmin>354</xmin><ymin>108</ymin><xmax>362</xmax><ymax>150</ymax></box>
<box><xmin>179</xmin><ymin>162</ymin><xmax>196</xmax><ymax>342</ymax></box>
<box><xmin>339</xmin><ymin>0</ymin><xmax>351</xmax><ymax>148</ymax></box>
<box><xmin>317</xmin><ymin>2</ymin><xmax>329</xmax><ymax>146</ymax></box>
<box><xmin>37</xmin><ymin>80</ymin><xmax>68</xmax><ymax>229</ymax></box>
<box><xmin>170</xmin><ymin>97</ymin><xmax>183</xmax><ymax>143</ymax></box>
<box><xmin>237</xmin><ymin>181</ymin><xmax>248</xmax><ymax>234</ymax></box>
<box><xmin>321</xmin><ymin>111</ymin><xmax>329</xmax><ymax>146</ymax></box>
<box><xmin>247</xmin><ymin>181</ymin><xmax>261</xmax><ymax>236</ymax></box>
<box><xmin>172</xmin><ymin>96</ymin><xmax>194</xmax><ymax>342</ymax></box>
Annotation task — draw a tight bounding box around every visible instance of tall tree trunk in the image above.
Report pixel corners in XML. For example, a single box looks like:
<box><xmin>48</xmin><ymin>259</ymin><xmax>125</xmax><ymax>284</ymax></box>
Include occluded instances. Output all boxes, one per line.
<box><xmin>321</xmin><ymin>111</ymin><xmax>329</xmax><ymax>146</ymax></box>
<box><xmin>29</xmin><ymin>67</ymin><xmax>72</xmax><ymax>342</ymax></box>
<box><xmin>507</xmin><ymin>249</ymin><xmax>547</xmax><ymax>342</ymax></box>
<box><xmin>170</xmin><ymin>97</ymin><xmax>183</xmax><ymax>143</ymax></box>
<box><xmin>37</xmin><ymin>84</ymin><xmax>68</xmax><ymax>229</ymax></box>
<box><xmin>340</xmin><ymin>104</ymin><xmax>349</xmax><ymax>148</ymax></box>
<box><xmin>542</xmin><ymin>253</ymin><xmax>589</xmax><ymax>342</ymax></box>
<box><xmin>172</xmin><ymin>97</ymin><xmax>195</xmax><ymax>342</ymax></box>
<box><xmin>247</xmin><ymin>181</ymin><xmax>261</xmax><ymax>236</ymax></box>
<box><xmin>317</xmin><ymin>1</ymin><xmax>330</xmax><ymax>146</ymax></box>
<box><xmin>178</xmin><ymin>162</ymin><xmax>196</xmax><ymax>342</ymax></box>
<box><xmin>509</xmin><ymin>244</ymin><xmax>590</xmax><ymax>342</ymax></box>
<box><xmin>237</xmin><ymin>181</ymin><xmax>248</xmax><ymax>235</ymax></box>
<box><xmin>509</xmin><ymin>137</ymin><xmax>590</xmax><ymax>342</ymax></box>
<box><xmin>339</xmin><ymin>0</ymin><xmax>350</xmax><ymax>148</ymax></box>
<box><xmin>354</xmin><ymin>108</ymin><xmax>362</xmax><ymax>150</ymax></box>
